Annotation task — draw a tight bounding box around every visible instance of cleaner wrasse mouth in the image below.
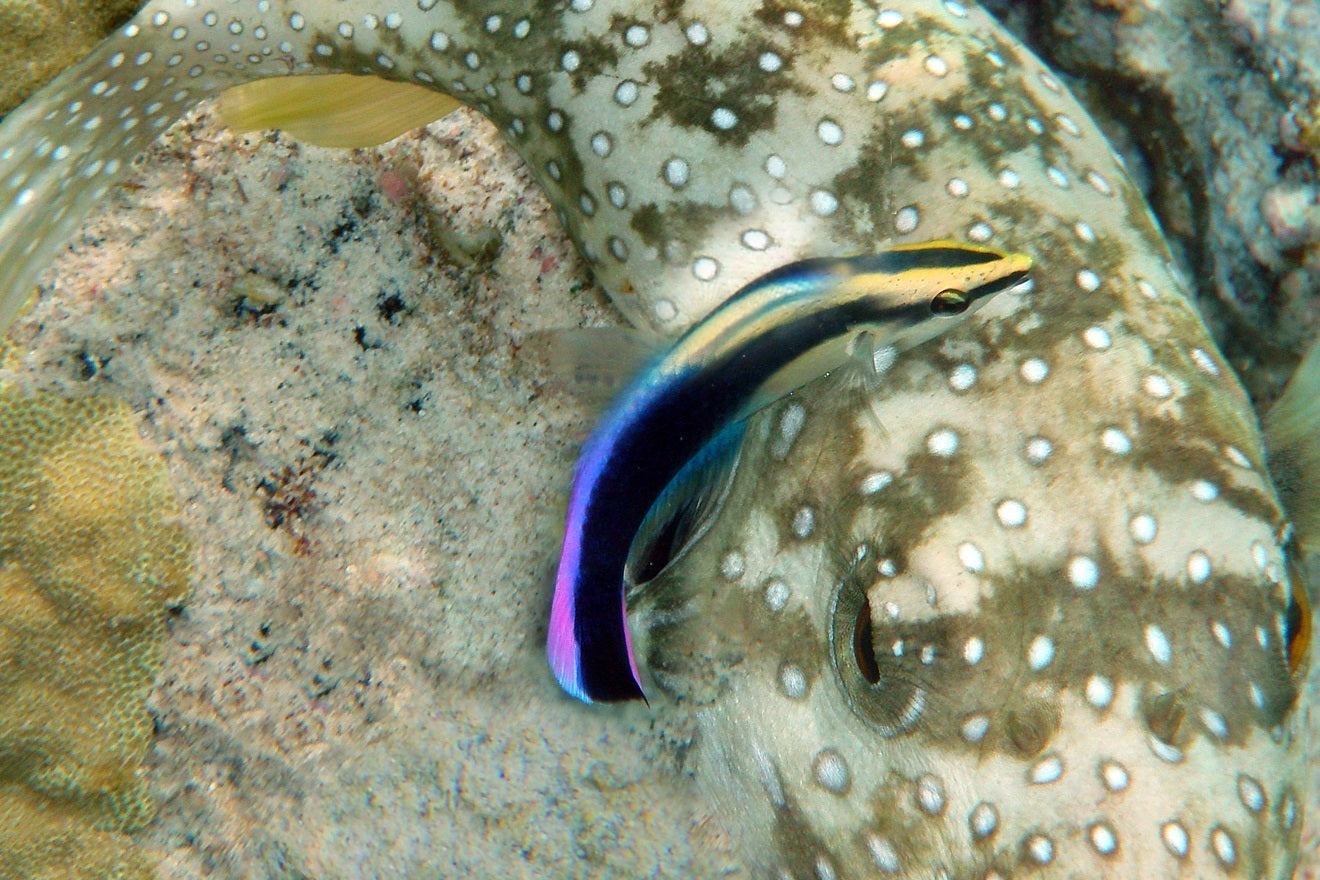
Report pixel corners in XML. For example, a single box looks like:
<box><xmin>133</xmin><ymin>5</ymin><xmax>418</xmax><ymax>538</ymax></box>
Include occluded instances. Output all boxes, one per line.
<box><xmin>547</xmin><ymin>241</ymin><xmax>1032</xmax><ymax>704</ymax></box>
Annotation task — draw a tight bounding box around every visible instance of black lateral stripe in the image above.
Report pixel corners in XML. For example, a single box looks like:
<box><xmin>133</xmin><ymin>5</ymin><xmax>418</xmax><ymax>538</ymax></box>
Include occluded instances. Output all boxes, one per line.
<box><xmin>862</xmin><ymin>245</ymin><xmax>1002</xmax><ymax>273</ymax></box>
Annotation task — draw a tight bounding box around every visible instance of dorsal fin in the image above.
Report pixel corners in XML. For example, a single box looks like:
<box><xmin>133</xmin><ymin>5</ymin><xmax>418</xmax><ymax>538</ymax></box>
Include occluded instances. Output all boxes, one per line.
<box><xmin>218</xmin><ymin>74</ymin><xmax>463</xmax><ymax>149</ymax></box>
<box><xmin>524</xmin><ymin>326</ymin><xmax>663</xmax><ymax>409</ymax></box>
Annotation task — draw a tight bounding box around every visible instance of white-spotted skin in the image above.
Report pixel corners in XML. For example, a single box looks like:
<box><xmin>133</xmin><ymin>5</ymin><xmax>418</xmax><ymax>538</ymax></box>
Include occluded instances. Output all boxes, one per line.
<box><xmin>0</xmin><ymin>0</ymin><xmax>1307</xmax><ymax>878</ymax></box>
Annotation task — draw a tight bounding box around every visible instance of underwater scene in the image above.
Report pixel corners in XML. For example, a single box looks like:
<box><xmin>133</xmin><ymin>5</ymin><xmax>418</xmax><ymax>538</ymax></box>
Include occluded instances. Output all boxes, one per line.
<box><xmin>0</xmin><ymin>0</ymin><xmax>1318</xmax><ymax>877</ymax></box>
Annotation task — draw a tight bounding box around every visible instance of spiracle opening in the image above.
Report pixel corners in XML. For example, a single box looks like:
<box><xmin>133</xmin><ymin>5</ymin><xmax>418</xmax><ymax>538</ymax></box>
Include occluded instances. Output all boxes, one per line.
<box><xmin>829</xmin><ymin>549</ymin><xmax>927</xmax><ymax>737</ymax></box>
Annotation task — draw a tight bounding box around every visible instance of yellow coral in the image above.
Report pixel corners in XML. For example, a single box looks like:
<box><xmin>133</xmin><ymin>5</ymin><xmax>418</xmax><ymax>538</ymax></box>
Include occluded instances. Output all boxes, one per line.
<box><xmin>0</xmin><ymin>392</ymin><xmax>190</xmax><ymax>880</ymax></box>
<box><xmin>0</xmin><ymin>0</ymin><xmax>146</xmax><ymax>115</ymax></box>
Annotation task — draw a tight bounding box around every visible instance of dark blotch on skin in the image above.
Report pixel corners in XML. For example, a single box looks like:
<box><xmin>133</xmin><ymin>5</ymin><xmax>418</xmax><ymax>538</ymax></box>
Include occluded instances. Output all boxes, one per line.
<box><xmin>643</xmin><ymin>37</ymin><xmax>808</xmax><ymax>147</ymax></box>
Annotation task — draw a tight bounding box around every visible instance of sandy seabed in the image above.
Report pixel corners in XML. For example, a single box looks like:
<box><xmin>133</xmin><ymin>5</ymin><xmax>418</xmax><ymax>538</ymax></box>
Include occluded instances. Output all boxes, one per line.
<box><xmin>3</xmin><ymin>105</ymin><xmax>743</xmax><ymax>879</ymax></box>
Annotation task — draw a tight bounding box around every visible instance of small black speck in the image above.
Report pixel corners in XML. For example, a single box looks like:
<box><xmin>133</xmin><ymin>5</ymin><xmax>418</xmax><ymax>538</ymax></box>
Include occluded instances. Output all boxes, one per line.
<box><xmin>377</xmin><ymin>291</ymin><xmax>407</xmax><ymax>323</ymax></box>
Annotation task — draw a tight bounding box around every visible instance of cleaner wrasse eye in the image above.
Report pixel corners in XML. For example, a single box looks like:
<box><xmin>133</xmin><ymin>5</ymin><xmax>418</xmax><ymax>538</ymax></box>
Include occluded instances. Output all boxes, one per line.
<box><xmin>548</xmin><ymin>242</ymin><xmax>1032</xmax><ymax>704</ymax></box>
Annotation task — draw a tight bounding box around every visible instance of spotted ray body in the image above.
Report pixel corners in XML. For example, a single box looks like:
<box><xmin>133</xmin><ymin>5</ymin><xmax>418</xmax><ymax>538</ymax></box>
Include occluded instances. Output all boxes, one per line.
<box><xmin>0</xmin><ymin>0</ymin><xmax>1308</xmax><ymax>877</ymax></box>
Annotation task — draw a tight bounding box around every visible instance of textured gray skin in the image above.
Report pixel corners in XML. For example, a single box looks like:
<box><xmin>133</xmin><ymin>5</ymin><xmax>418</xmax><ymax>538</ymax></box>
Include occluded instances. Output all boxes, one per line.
<box><xmin>0</xmin><ymin>0</ymin><xmax>1309</xmax><ymax>877</ymax></box>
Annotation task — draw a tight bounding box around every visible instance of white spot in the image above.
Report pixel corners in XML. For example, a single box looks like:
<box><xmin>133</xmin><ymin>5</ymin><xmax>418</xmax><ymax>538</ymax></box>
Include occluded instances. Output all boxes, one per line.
<box><xmin>958</xmin><ymin>542</ymin><xmax>985</xmax><ymax>572</ymax></box>
<box><xmin>1066</xmin><ymin>556</ymin><xmax>1098</xmax><ymax>591</ymax></box>
<box><xmin>711</xmin><ymin>107</ymin><xmax>738</xmax><ymax>130</ymax></box>
<box><xmin>1145</xmin><ymin>625</ymin><xmax>1172</xmax><ymax>665</ymax></box>
<box><xmin>948</xmin><ymin>363</ymin><xmax>977</xmax><ymax>390</ymax></box>
<box><xmin>764</xmin><ymin>580</ymin><xmax>790</xmax><ymax>612</ymax></box>
<box><xmin>963</xmin><ymin>637</ymin><xmax>984</xmax><ymax>665</ymax></box>
<box><xmin>1090</xmin><ymin>823</ymin><xmax>1117</xmax><ymax>855</ymax></box>
<box><xmin>944</xmin><ymin>0</ymin><xmax>968</xmax><ymax>16</ymax></box>
<box><xmin>927</xmin><ymin>429</ymin><xmax>959</xmax><ymax>457</ymax></box>
<box><xmin>765</xmin><ymin>155</ymin><xmax>787</xmax><ymax>178</ymax></box>
<box><xmin>561</xmin><ymin>50</ymin><xmax>581</xmax><ymax>71</ymax></box>
<box><xmin>729</xmin><ymin>185</ymin><xmax>757</xmax><ymax>215</ymax></box>
<box><xmin>288</xmin><ymin>12</ymin><xmax>305</xmax><ymax>29</ymax></box>
<box><xmin>1046</xmin><ymin>166</ymin><xmax>1069</xmax><ymax>188</ymax></box>
<box><xmin>590</xmin><ymin>132</ymin><xmax>612</xmax><ymax>157</ymax></box>
<box><xmin>987</xmin><ymin>102</ymin><xmax>1007</xmax><ymax>122</ymax></box>
<box><xmin>867</xmin><ymin>835</ymin><xmax>900</xmax><ymax>874</ymax></box>
<box><xmin>663</xmin><ymin>157</ymin><xmax>690</xmax><ymax>188</ymax></box>
<box><xmin>1026</xmin><ymin>835</ymin><xmax>1054</xmax><ymax>865</ymax></box>
<box><xmin>792</xmin><ymin>508</ymin><xmax>815</xmax><ymax>538</ymax></box>
<box><xmin>917</xmin><ymin>775</ymin><xmax>945</xmax><ymax>814</ymax></box>
<box><xmin>1136</xmin><ymin>278</ymin><xmax>1159</xmax><ymax>299</ymax></box>
<box><xmin>614</xmin><ymin>80</ymin><xmax>639</xmax><ymax>106</ymax></box>
<box><xmin>720</xmin><ymin>552</ymin><xmax>745</xmax><ymax>580</ymax></box>
<box><xmin>1030</xmin><ymin>755</ymin><xmax>1063</xmax><ymax>784</ymax></box>
<box><xmin>817</xmin><ymin>119</ymin><xmax>844</xmax><ymax>145</ymax></box>
<box><xmin>742</xmin><ymin>229</ymin><xmax>771</xmax><ymax>251</ymax></box>
<box><xmin>924</xmin><ymin>55</ymin><xmax>949</xmax><ymax>77</ymax></box>
<box><xmin>624</xmin><ymin>24</ymin><xmax>650</xmax><ymax>46</ymax></box>
<box><xmin>1161</xmin><ymin>822</ymin><xmax>1189</xmax><ymax>858</ymax></box>
<box><xmin>14</xmin><ymin>188</ymin><xmax>34</xmax><ymax>207</ymax></box>
<box><xmin>546</xmin><ymin>111</ymin><xmax>564</xmax><ymax>132</ymax></box>
<box><xmin>1212</xmin><ymin>621</ymin><xmax>1233</xmax><ymax>648</ymax></box>
<box><xmin>780</xmin><ymin>664</ymin><xmax>808</xmax><ymax>699</ymax></box>
<box><xmin>1211</xmin><ymin>828</ymin><xmax>1236</xmax><ymax>866</ymax></box>
<box><xmin>1249</xmin><ymin>682</ymin><xmax>1265</xmax><ymax>709</ymax></box>
<box><xmin>1017</xmin><ymin>357</ymin><xmax>1050</xmax><ymax>384</ymax></box>
<box><xmin>758</xmin><ymin>51</ymin><xmax>784</xmax><ymax>72</ymax></box>
<box><xmin>692</xmin><ymin>256</ymin><xmax>719</xmax><ymax>281</ymax></box>
<box><xmin>1190</xmin><ymin>479</ymin><xmax>1219</xmax><ymax>502</ymax></box>
<box><xmin>1086</xmin><ymin>169</ymin><xmax>1114</xmax><ymax>196</ymax></box>
<box><xmin>1022</xmin><ymin>636</ymin><xmax>1056</xmax><ymax>675</ymax></box>
<box><xmin>953</xmin><ymin>113</ymin><xmax>973</xmax><ymax>130</ymax></box>
<box><xmin>1143</xmin><ymin>374</ymin><xmax>1173</xmax><ymax>398</ymax></box>
<box><xmin>813</xmin><ymin>750</ymin><xmax>850</xmax><ymax>793</ymax></box>
<box><xmin>1056</xmin><ymin>113</ymin><xmax>1082</xmax><ymax>136</ymax></box>
<box><xmin>861</xmin><ymin>471</ymin><xmax>893</xmax><ymax>495</ymax></box>
<box><xmin>900</xmin><ymin>129</ymin><xmax>925</xmax><ymax>148</ymax></box>
<box><xmin>606</xmin><ymin>182</ymin><xmax>628</xmax><ymax>209</ymax></box>
<box><xmin>783</xmin><ymin>9</ymin><xmax>803</xmax><ymax>25</ymax></box>
<box><xmin>1083</xmin><ymin>326</ymin><xmax>1112</xmax><ymax>349</ymax></box>
<box><xmin>810</xmin><ymin>190</ymin><xmax>839</xmax><ymax>217</ymax></box>
<box><xmin>969</xmin><ymin>802</ymin><xmax>998</xmax><ymax>838</ymax></box>
<box><xmin>831</xmin><ymin>73</ymin><xmax>855</xmax><ymax>92</ymax></box>
<box><xmin>876</xmin><ymin>9</ymin><xmax>904</xmax><ymax>27</ymax></box>
<box><xmin>1074</xmin><ymin>221</ymin><xmax>1096</xmax><ymax>243</ymax></box>
<box><xmin>1099</xmin><ymin>760</ymin><xmax>1129</xmax><ymax>791</ymax></box>
<box><xmin>946</xmin><ymin>178</ymin><xmax>969</xmax><ymax>198</ymax></box>
<box><xmin>996</xmin><ymin>168</ymin><xmax>1020</xmax><ymax>188</ymax></box>
<box><xmin>1223</xmin><ymin>445</ymin><xmax>1252</xmax><ymax>468</ymax></box>
<box><xmin>1191</xmin><ymin>347</ymin><xmax>1221</xmax><ymax>375</ymax></box>
<box><xmin>894</xmin><ymin>206</ymin><xmax>919</xmax><ymax>234</ymax></box>
<box><xmin>772</xmin><ymin>404</ymin><xmax>806</xmax><ymax>459</ymax></box>
<box><xmin>1026</xmin><ymin>437</ymin><xmax>1053</xmax><ymax>464</ymax></box>
<box><xmin>967</xmin><ymin>221</ymin><xmax>993</xmax><ymax>242</ymax></box>
<box><xmin>866</xmin><ymin>80</ymin><xmax>888</xmax><ymax>102</ymax></box>
<box><xmin>1129</xmin><ymin>514</ymin><xmax>1157</xmax><ymax>544</ymax></box>
<box><xmin>1076</xmin><ymin>269</ymin><xmax>1101</xmax><ymax>291</ymax></box>
<box><xmin>1201</xmin><ymin>707</ymin><xmax>1229</xmax><ymax>741</ymax></box>
<box><xmin>1101</xmin><ymin>427</ymin><xmax>1132</xmax><ymax>455</ymax></box>
<box><xmin>685</xmin><ymin>22</ymin><xmax>709</xmax><ymax>44</ymax></box>
<box><xmin>961</xmin><ymin>714</ymin><xmax>989</xmax><ymax>742</ymax></box>
<box><xmin>1187</xmin><ymin>551</ymin><xmax>1211</xmax><ymax>584</ymax></box>
<box><xmin>1148</xmin><ymin>734</ymin><xmax>1183</xmax><ymax>764</ymax></box>
<box><xmin>654</xmin><ymin>299</ymin><xmax>678</xmax><ymax>323</ymax></box>
<box><xmin>1086</xmin><ymin>675</ymin><xmax>1114</xmax><ymax>708</ymax></box>
<box><xmin>996</xmin><ymin>500</ymin><xmax>1027</xmax><ymax>528</ymax></box>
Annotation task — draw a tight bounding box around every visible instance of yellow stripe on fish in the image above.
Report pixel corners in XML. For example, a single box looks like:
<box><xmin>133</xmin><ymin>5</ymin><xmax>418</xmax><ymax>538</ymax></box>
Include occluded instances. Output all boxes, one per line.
<box><xmin>0</xmin><ymin>0</ymin><xmax>1310</xmax><ymax>878</ymax></box>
